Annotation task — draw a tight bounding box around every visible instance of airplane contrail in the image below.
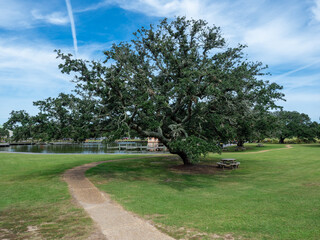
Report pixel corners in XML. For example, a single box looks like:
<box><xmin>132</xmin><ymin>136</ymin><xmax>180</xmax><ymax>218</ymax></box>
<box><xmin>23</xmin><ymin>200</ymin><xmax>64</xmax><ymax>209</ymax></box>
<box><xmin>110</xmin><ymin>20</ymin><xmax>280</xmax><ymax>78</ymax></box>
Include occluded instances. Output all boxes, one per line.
<box><xmin>65</xmin><ymin>0</ymin><xmax>78</xmax><ymax>57</ymax></box>
<box><xmin>274</xmin><ymin>59</ymin><xmax>320</xmax><ymax>79</ymax></box>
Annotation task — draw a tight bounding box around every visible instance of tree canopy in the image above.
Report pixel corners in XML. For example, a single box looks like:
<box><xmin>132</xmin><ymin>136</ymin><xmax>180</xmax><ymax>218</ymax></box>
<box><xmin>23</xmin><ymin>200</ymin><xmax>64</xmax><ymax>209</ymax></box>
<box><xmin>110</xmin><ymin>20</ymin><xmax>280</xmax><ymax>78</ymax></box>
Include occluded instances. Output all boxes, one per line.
<box><xmin>4</xmin><ymin>110</ymin><xmax>34</xmax><ymax>142</ymax></box>
<box><xmin>4</xmin><ymin>93</ymin><xmax>102</xmax><ymax>142</ymax></box>
<box><xmin>0</xmin><ymin>126</ymin><xmax>9</xmax><ymax>140</ymax></box>
<box><xmin>33</xmin><ymin>93</ymin><xmax>101</xmax><ymax>142</ymax></box>
<box><xmin>273</xmin><ymin>111</ymin><xmax>319</xmax><ymax>143</ymax></box>
<box><xmin>56</xmin><ymin>17</ymin><xmax>284</xmax><ymax>164</ymax></box>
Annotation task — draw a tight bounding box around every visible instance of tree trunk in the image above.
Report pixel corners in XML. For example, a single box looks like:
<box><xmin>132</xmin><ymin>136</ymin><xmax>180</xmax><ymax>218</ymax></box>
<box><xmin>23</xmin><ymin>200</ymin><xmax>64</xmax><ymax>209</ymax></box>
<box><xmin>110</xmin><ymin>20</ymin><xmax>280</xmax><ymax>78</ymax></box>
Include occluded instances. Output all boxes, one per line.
<box><xmin>163</xmin><ymin>142</ymin><xmax>193</xmax><ymax>165</ymax></box>
<box><xmin>237</xmin><ymin>140</ymin><xmax>244</xmax><ymax>147</ymax></box>
<box><xmin>279</xmin><ymin>137</ymin><xmax>285</xmax><ymax>144</ymax></box>
<box><xmin>177</xmin><ymin>152</ymin><xmax>193</xmax><ymax>165</ymax></box>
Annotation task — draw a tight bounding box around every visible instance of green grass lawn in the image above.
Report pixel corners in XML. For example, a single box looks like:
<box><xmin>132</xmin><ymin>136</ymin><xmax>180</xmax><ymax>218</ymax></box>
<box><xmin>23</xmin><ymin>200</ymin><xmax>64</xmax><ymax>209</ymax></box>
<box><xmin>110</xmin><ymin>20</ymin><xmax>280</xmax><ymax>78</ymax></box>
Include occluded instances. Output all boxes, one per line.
<box><xmin>223</xmin><ymin>143</ymin><xmax>288</xmax><ymax>152</ymax></box>
<box><xmin>1</xmin><ymin>145</ymin><xmax>319</xmax><ymax>239</ymax></box>
<box><xmin>0</xmin><ymin>153</ymin><xmax>138</xmax><ymax>239</ymax></box>
<box><xmin>87</xmin><ymin>144</ymin><xmax>320</xmax><ymax>239</ymax></box>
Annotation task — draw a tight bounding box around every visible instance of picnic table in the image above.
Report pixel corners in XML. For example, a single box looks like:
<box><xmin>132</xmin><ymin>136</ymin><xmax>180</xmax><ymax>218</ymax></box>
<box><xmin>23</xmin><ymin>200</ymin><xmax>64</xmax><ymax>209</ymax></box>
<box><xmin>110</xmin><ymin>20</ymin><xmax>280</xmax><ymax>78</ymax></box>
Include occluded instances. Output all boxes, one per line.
<box><xmin>217</xmin><ymin>158</ymin><xmax>240</xmax><ymax>169</ymax></box>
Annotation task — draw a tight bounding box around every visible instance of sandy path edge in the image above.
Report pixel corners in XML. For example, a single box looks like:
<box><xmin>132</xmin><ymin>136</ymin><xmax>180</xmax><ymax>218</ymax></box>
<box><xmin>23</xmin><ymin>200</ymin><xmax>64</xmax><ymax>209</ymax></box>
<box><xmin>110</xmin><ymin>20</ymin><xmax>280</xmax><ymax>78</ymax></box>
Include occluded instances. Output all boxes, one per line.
<box><xmin>63</xmin><ymin>156</ymin><xmax>175</xmax><ymax>240</ymax></box>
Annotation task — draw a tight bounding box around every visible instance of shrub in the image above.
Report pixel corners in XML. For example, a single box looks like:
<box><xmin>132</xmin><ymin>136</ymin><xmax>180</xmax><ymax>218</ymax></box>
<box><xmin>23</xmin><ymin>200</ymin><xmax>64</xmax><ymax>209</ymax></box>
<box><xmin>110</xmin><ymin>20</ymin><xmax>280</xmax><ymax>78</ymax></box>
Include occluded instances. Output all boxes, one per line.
<box><xmin>263</xmin><ymin>138</ymin><xmax>279</xmax><ymax>144</ymax></box>
<box><xmin>284</xmin><ymin>137</ymin><xmax>316</xmax><ymax>144</ymax></box>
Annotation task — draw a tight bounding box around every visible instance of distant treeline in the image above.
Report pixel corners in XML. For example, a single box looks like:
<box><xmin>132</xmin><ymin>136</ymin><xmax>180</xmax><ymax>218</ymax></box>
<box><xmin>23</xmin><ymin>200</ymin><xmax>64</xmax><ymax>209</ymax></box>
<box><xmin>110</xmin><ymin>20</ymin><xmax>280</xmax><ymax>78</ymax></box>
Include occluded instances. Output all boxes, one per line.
<box><xmin>1</xmin><ymin>92</ymin><xmax>319</xmax><ymax>145</ymax></box>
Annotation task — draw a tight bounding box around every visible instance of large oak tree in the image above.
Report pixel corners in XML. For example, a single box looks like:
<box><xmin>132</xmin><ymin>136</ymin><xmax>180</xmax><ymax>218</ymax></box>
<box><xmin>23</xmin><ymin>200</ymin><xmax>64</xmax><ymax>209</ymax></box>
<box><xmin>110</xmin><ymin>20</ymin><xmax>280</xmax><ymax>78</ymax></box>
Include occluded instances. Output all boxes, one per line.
<box><xmin>57</xmin><ymin>17</ymin><xmax>283</xmax><ymax>164</ymax></box>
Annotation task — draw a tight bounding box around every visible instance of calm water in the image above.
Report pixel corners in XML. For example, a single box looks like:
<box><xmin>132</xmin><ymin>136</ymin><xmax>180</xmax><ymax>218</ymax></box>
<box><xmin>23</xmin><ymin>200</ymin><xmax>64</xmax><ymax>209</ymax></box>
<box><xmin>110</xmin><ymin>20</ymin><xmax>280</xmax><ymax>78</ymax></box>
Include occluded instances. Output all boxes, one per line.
<box><xmin>0</xmin><ymin>143</ymin><xmax>154</xmax><ymax>154</ymax></box>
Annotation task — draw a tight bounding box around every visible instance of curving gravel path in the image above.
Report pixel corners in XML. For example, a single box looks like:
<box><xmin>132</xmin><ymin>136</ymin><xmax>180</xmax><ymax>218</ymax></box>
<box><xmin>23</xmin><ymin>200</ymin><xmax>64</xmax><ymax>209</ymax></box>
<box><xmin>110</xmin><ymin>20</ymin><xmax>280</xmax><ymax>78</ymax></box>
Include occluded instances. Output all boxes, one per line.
<box><xmin>63</xmin><ymin>157</ymin><xmax>174</xmax><ymax>240</ymax></box>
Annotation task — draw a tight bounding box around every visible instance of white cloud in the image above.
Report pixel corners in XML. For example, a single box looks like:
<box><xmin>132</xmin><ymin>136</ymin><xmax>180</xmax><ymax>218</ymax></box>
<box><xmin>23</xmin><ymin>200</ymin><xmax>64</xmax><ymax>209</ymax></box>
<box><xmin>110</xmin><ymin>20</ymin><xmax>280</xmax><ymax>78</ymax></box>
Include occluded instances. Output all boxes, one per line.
<box><xmin>0</xmin><ymin>0</ymin><xmax>32</xmax><ymax>29</ymax></box>
<box><xmin>107</xmin><ymin>0</ymin><xmax>227</xmax><ymax>26</ymax></box>
<box><xmin>272</xmin><ymin>72</ymin><xmax>320</xmax><ymax>90</ymax></box>
<box><xmin>1</xmin><ymin>0</ymin><xmax>319</xmax><ymax>122</ymax></box>
<box><xmin>101</xmin><ymin>0</ymin><xmax>320</xmax><ymax>66</ymax></box>
<box><xmin>0</xmin><ymin>97</ymin><xmax>39</xmax><ymax>123</ymax></box>
<box><xmin>0</xmin><ymin>40</ymin><xmax>71</xmax><ymax>92</ymax></box>
<box><xmin>75</xmin><ymin>0</ymin><xmax>320</xmax><ymax>121</ymax></box>
<box><xmin>285</xmin><ymin>92</ymin><xmax>320</xmax><ymax>102</ymax></box>
<box><xmin>243</xmin><ymin>18</ymin><xmax>320</xmax><ymax>65</ymax></box>
<box><xmin>312</xmin><ymin>0</ymin><xmax>320</xmax><ymax>21</ymax></box>
<box><xmin>273</xmin><ymin>60</ymin><xmax>320</xmax><ymax>79</ymax></box>
<box><xmin>278</xmin><ymin>92</ymin><xmax>320</xmax><ymax>121</ymax></box>
<box><xmin>0</xmin><ymin>38</ymin><xmax>108</xmax><ymax>123</ymax></box>
<box><xmin>106</xmin><ymin>1</ymin><xmax>320</xmax><ymax>85</ymax></box>
<box><xmin>0</xmin><ymin>40</ymin><xmax>71</xmax><ymax>122</ymax></box>
<box><xmin>74</xmin><ymin>1</ymin><xmax>112</xmax><ymax>13</ymax></box>
<box><xmin>0</xmin><ymin>39</ymin><xmax>107</xmax><ymax>89</ymax></box>
<box><xmin>32</xmin><ymin>10</ymin><xmax>69</xmax><ymax>25</ymax></box>
<box><xmin>115</xmin><ymin>0</ymin><xmax>203</xmax><ymax>17</ymax></box>
<box><xmin>0</xmin><ymin>0</ymin><xmax>70</xmax><ymax>29</ymax></box>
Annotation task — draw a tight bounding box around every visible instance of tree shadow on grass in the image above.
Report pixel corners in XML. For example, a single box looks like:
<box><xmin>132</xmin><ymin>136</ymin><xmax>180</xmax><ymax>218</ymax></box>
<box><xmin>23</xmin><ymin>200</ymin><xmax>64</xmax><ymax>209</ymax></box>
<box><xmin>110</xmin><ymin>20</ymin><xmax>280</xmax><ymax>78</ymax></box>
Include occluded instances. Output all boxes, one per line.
<box><xmin>86</xmin><ymin>157</ymin><xmax>232</xmax><ymax>192</ymax></box>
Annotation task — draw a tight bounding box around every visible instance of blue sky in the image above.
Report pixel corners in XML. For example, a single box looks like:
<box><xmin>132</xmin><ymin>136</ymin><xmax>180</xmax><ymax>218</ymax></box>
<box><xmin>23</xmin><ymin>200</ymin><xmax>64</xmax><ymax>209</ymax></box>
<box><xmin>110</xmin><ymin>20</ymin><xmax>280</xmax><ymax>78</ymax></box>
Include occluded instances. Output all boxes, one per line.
<box><xmin>0</xmin><ymin>0</ymin><xmax>320</xmax><ymax>124</ymax></box>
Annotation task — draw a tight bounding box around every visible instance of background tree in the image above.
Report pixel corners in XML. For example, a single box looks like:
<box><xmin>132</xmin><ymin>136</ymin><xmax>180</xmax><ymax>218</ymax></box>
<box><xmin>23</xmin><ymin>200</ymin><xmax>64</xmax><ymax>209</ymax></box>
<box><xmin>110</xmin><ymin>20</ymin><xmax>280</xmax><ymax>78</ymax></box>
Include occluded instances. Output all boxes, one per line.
<box><xmin>231</xmin><ymin>110</ymin><xmax>276</xmax><ymax>148</ymax></box>
<box><xmin>56</xmin><ymin>17</ymin><xmax>283</xmax><ymax>165</ymax></box>
<box><xmin>311</xmin><ymin>121</ymin><xmax>320</xmax><ymax>140</ymax></box>
<box><xmin>251</xmin><ymin>112</ymin><xmax>278</xmax><ymax>142</ymax></box>
<box><xmin>273</xmin><ymin>111</ymin><xmax>317</xmax><ymax>143</ymax></box>
<box><xmin>4</xmin><ymin>110</ymin><xmax>34</xmax><ymax>142</ymax></box>
<box><xmin>317</xmin><ymin>122</ymin><xmax>320</xmax><ymax>139</ymax></box>
<box><xmin>0</xmin><ymin>126</ymin><xmax>9</xmax><ymax>141</ymax></box>
<box><xmin>33</xmin><ymin>93</ymin><xmax>100</xmax><ymax>142</ymax></box>
<box><xmin>227</xmin><ymin>91</ymin><xmax>282</xmax><ymax>148</ymax></box>
<box><xmin>4</xmin><ymin>93</ymin><xmax>102</xmax><ymax>142</ymax></box>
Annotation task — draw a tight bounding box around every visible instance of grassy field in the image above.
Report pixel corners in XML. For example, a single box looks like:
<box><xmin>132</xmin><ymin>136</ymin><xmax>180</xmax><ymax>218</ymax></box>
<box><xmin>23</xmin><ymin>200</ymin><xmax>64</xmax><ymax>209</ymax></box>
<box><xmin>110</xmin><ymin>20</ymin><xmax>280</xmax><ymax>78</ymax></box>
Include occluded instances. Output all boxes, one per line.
<box><xmin>0</xmin><ymin>153</ymin><xmax>138</xmax><ymax>239</ymax></box>
<box><xmin>222</xmin><ymin>143</ymin><xmax>288</xmax><ymax>152</ymax></box>
<box><xmin>1</xmin><ymin>144</ymin><xmax>319</xmax><ymax>239</ymax></box>
<box><xmin>87</xmin><ymin>144</ymin><xmax>320</xmax><ymax>239</ymax></box>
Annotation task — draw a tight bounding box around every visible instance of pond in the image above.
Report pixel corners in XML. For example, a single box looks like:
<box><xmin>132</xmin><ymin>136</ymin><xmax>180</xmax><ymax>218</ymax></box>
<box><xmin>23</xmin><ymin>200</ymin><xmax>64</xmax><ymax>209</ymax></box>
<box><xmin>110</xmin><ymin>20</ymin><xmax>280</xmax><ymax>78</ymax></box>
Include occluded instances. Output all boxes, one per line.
<box><xmin>0</xmin><ymin>142</ymin><xmax>160</xmax><ymax>154</ymax></box>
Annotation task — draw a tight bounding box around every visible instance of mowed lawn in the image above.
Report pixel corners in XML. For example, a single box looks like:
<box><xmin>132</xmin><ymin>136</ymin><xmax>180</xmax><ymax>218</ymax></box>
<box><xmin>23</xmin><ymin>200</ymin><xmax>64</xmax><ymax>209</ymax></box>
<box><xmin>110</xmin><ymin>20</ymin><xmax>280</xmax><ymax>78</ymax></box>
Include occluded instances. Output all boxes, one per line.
<box><xmin>0</xmin><ymin>153</ymin><xmax>138</xmax><ymax>239</ymax></box>
<box><xmin>87</xmin><ymin>144</ymin><xmax>320</xmax><ymax>240</ymax></box>
<box><xmin>222</xmin><ymin>143</ymin><xmax>288</xmax><ymax>152</ymax></box>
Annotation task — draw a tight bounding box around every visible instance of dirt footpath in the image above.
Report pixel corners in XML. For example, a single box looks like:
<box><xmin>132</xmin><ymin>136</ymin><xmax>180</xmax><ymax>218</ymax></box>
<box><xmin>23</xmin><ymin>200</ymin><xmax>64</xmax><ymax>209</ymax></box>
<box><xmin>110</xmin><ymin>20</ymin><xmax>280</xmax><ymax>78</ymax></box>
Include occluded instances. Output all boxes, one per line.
<box><xmin>238</xmin><ymin>144</ymin><xmax>293</xmax><ymax>154</ymax></box>
<box><xmin>63</xmin><ymin>158</ymin><xmax>174</xmax><ymax>240</ymax></box>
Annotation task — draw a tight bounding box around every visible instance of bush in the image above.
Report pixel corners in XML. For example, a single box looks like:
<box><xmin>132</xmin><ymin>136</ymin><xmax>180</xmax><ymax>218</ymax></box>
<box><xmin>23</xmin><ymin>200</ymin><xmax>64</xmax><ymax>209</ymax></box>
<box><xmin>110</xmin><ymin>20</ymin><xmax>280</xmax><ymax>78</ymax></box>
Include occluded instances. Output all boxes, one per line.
<box><xmin>284</xmin><ymin>137</ymin><xmax>298</xmax><ymax>144</ymax></box>
<box><xmin>263</xmin><ymin>137</ymin><xmax>317</xmax><ymax>144</ymax></box>
<box><xmin>263</xmin><ymin>138</ymin><xmax>279</xmax><ymax>144</ymax></box>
